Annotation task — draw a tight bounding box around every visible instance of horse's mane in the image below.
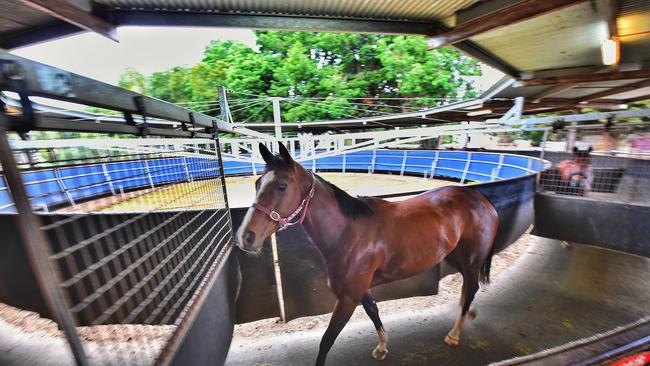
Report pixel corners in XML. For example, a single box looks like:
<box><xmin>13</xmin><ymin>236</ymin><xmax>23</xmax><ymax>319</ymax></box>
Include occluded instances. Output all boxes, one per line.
<box><xmin>316</xmin><ymin>175</ymin><xmax>373</xmax><ymax>219</ymax></box>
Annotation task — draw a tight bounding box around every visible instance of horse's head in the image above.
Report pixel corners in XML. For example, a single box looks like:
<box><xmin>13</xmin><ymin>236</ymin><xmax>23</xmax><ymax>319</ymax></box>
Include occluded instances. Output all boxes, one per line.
<box><xmin>235</xmin><ymin>142</ymin><xmax>313</xmax><ymax>254</ymax></box>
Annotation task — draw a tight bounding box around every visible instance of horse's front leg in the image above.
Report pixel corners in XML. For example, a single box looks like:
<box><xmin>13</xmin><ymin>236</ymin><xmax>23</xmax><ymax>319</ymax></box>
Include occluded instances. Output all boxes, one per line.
<box><xmin>362</xmin><ymin>292</ymin><xmax>388</xmax><ymax>360</ymax></box>
<box><xmin>315</xmin><ymin>295</ymin><xmax>358</xmax><ymax>366</ymax></box>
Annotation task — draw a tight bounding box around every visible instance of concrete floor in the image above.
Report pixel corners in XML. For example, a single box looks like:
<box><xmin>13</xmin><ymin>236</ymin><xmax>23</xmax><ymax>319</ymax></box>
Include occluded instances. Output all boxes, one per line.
<box><xmin>225</xmin><ymin>238</ymin><xmax>650</xmax><ymax>366</ymax></box>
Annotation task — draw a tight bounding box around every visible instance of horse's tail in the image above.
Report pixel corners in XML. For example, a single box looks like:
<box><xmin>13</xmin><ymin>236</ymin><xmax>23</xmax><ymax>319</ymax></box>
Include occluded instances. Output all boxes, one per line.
<box><xmin>479</xmin><ymin>249</ymin><xmax>493</xmax><ymax>285</ymax></box>
<box><xmin>479</xmin><ymin>221</ymin><xmax>498</xmax><ymax>285</ymax></box>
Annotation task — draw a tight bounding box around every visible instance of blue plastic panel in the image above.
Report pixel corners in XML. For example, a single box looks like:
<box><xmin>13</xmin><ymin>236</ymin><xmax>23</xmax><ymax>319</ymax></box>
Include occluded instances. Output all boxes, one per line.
<box><xmin>0</xmin><ymin>149</ymin><xmax>542</xmax><ymax>212</ymax></box>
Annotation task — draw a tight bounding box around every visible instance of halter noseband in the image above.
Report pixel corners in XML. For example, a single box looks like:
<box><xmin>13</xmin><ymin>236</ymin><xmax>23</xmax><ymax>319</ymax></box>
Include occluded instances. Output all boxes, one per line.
<box><xmin>252</xmin><ymin>173</ymin><xmax>315</xmax><ymax>231</ymax></box>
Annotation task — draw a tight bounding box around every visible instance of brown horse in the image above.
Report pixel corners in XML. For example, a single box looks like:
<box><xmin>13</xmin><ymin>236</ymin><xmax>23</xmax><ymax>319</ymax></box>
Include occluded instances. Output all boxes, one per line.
<box><xmin>236</xmin><ymin>143</ymin><xmax>499</xmax><ymax>366</ymax></box>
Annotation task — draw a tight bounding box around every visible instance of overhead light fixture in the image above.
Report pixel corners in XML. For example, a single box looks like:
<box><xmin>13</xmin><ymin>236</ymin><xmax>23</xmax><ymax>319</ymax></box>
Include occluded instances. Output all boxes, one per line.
<box><xmin>601</xmin><ymin>38</ymin><xmax>620</xmax><ymax>65</ymax></box>
<box><xmin>467</xmin><ymin>109</ymin><xmax>492</xmax><ymax>116</ymax></box>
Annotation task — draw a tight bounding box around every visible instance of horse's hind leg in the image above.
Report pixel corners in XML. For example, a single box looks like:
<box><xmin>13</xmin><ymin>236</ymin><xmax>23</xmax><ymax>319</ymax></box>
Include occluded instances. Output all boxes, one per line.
<box><xmin>362</xmin><ymin>292</ymin><xmax>388</xmax><ymax>360</ymax></box>
<box><xmin>443</xmin><ymin>245</ymin><xmax>484</xmax><ymax>347</ymax></box>
<box><xmin>444</xmin><ymin>271</ymin><xmax>480</xmax><ymax>346</ymax></box>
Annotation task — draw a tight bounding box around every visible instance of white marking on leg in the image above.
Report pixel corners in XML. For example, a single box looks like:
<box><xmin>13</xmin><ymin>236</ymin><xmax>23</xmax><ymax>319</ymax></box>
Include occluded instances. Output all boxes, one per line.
<box><xmin>445</xmin><ymin>313</ymin><xmax>466</xmax><ymax>346</ymax></box>
<box><xmin>372</xmin><ymin>328</ymin><xmax>389</xmax><ymax>360</ymax></box>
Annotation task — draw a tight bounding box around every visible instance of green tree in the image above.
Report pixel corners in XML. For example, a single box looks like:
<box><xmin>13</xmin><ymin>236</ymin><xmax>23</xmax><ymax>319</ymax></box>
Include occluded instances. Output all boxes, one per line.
<box><xmin>117</xmin><ymin>31</ymin><xmax>480</xmax><ymax>126</ymax></box>
<box><xmin>117</xmin><ymin>67</ymin><xmax>147</xmax><ymax>94</ymax></box>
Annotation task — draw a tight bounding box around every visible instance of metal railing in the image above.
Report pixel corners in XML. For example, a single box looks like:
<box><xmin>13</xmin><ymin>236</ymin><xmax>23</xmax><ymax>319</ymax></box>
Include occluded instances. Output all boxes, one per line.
<box><xmin>1</xmin><ymin>147</ymin><xmax>545</xmax><ymax>213</ymax></box>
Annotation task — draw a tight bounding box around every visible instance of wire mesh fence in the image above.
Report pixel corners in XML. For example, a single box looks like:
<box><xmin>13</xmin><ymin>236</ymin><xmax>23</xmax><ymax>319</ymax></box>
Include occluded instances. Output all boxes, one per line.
<box><xmin>538</xmin><ymin>125</ymin><xmax>650</xmax><ymax>205</ymax></box>
<box><xmin>0</xmin><ymin>135</ymin><xmax>234</xmax><ymax>365</ymax></box>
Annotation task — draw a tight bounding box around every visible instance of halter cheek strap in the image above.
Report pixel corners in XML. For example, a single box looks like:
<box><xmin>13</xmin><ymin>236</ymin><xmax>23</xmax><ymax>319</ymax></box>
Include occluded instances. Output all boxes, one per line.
<box><xmin>252</xmin><ymin>174</ymin><xmax>315</xmax><ymax>231</ymax></box>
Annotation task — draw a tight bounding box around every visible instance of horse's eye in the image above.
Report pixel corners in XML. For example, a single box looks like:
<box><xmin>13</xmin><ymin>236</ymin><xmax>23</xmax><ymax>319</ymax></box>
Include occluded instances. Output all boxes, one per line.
<box><xmin>278</xmin><ymin>183</ymin><xmax>287</xmax><ymax>191</ymax></box>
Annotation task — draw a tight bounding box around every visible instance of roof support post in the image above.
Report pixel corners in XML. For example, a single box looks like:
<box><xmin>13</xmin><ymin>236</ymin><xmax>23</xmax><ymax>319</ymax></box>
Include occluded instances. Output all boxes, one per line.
<box><xmin>270</xmin><ymin>97</ymin><xmax>283</xmax><ymax>139</ymax></box>
<box><xmin>500</xmin><ymin>97</ymin><xmax>524</xmax><ymax>125</ymax></box>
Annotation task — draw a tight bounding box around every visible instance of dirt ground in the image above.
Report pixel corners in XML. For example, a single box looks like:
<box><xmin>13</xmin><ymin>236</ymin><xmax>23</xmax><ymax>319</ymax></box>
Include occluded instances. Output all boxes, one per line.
<box><xmin>58</xmin><ymin>172</ymin><xmax>456</xmax><ymax>212</ymax></box>
<box><xmin>232</xmin><ymin>232</ymin><xmax>536</xmax><ymax>340</ymax></box>
<box><xmin>0</xmin><ymin>302</ymin><xmax>174</xmax><ymax>366</ymax></box>
<box><xmin>224</xmin><ymin>172</ymin><xmax>456</xmax><ymax>208</ymax></box>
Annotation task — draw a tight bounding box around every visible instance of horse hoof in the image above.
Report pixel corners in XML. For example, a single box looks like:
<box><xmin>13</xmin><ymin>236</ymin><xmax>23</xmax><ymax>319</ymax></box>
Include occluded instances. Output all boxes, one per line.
<box><xmin>468</xmin><ymin>308</ymin><xmax>478</xmax><ymax>320</ymax></box>
<box><xmin>372</xmin><ymin>346</ymin><xmax>389</xmax><ymax>360</ymax></box>
<box><xmin>444</xmin><ymin>335</ymin><xmax>460</xmax><ymax>346</ymax></box>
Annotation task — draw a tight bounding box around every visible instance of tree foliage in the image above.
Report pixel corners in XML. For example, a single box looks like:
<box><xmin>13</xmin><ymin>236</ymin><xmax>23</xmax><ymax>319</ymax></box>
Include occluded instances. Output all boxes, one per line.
<box><xmin>118</xmin><ymin>31</ymin><xmax>480</xmax><ymax>124</ymax></box>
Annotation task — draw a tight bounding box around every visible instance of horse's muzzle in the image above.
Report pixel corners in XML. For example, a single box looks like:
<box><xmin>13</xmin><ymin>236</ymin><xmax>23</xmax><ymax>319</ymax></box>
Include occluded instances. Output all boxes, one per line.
<box><xmin>235</xmin><ymin>229</ymin><xmax>260</xmax><ymax>254</ymax></box>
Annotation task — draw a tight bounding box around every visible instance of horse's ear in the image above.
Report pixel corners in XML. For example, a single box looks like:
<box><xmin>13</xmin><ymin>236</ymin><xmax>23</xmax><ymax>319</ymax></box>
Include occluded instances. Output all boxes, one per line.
<box><xmin>259</xmin><ymin>143</ymin><xmax>274</xmax><ymax>164</ymax></box>
<box><xmin>278</xmin><ymin>142</ymin><xmax>293</xmax><ymax>163</ymax></box>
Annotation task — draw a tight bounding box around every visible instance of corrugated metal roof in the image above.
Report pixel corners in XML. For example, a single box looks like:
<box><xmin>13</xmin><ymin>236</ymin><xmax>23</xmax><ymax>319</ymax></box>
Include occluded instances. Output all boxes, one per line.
<box><xmin>1</xmin><ymin>0</ymin><xmax>648</xmax><ymax>109</ymax></box>
<box><xmin>95</xmin><ymin>0</ymin><xmax>480</xmax><ymax>22</ymax></box>
<box><xmin>471</xmin><ymin>1</ymin><xmax>609</xmax><ymax>72</ymax></box>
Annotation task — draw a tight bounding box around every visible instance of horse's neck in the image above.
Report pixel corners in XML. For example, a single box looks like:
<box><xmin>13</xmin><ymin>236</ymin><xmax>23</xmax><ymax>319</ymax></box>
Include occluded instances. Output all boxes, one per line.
<box><xmin>301</xmin><ymin>178</ymin><xmax>348</xmax><ymax>258</ymax></box>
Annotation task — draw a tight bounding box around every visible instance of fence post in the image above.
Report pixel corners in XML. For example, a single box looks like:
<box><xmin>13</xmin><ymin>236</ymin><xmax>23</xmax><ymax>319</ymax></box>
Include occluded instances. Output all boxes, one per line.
<box><xmin>370</xmin><ymin>149</ymin><xmax>376</xmax><ymax>174</ymax></box>
<box><xmin>342</xmin><ymin>152</ymin><xmax>347</xmax><ymax>174</ymax></box>
<box><xmin>460</xmin><ymin>152</ymin><xmax>472</xmax><ymax>184</ymax></box>
<box><xmin>0</xmin><ymin>125</ymin><xmax>89</xmax><ymax>365</ymax></box>
<box><xmin>101</xmin><ymin>163</ymin><xmax>116</xmax><ymax>195</ymax></box>
<box><xmin>539</xmin><ymin>130</ymin><xmax>550</xmax><ymax>161</ymax></box>
<box><xmin>491</xmin><ymin>154</ymin><xmax>505</xmax><ymax>182</ymax></box>
<box><xmin>54</xmin><ymin>167</ymin><xmax>76</xmax><ymax>207</ymax></box>
<box><xmin>537</xmin><ymin>130</ymin><xmax>550</xmax><ymax>189</ymax></box>
<box><xmin>182</xmin><ymin>156</ymin><xmax>192</xmax><ymax>182</ymax></box>
<box><xmin>430</xmin><ymin>151</ymin><xmax>439</xmax><ymax>179</ymax></box>
<box><xmin>400</xmin><ymin>150</ymin><xmax>408</xmax><ymax>176</ymax></box>
<box><xmin>143</xmin><ymin>159</ymin><xmax>155</xmax><ymax>188</ymax></box>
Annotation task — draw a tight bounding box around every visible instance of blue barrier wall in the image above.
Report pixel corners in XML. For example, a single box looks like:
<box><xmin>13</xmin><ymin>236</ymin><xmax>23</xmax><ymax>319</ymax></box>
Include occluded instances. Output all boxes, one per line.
<box><xmin>0</xmin><ymin>149</ymin><xmax>542</xmax><ymax>212</ymax></box>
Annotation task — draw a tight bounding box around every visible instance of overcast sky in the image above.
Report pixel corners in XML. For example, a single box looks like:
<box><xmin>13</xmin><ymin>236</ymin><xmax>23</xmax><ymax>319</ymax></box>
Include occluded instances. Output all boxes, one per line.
<box><xmin>12</xmin><ymin>27</ymin><xmax>257</xmax><ymax>85</ymax></box>
<box><xmin>11</xmin><ymin>26</ymin><xmax>502</xmax><ymax>91</ymax></box>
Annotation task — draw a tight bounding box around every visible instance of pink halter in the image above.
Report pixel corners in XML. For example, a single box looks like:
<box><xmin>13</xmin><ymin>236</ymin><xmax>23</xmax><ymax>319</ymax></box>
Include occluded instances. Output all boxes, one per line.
<box><xmin>252</xmin><ymin>173</ymin><xmax>316</xmax><ymax>231</ymax></box>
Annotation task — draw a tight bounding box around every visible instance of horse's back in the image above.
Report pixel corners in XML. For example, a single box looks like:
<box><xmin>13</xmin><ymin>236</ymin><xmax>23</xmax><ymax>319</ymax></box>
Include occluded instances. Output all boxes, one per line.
<box><xmin>403</xmin><ymin>185</ymin><xmax>495</xmax><ymax>212</ymax></box>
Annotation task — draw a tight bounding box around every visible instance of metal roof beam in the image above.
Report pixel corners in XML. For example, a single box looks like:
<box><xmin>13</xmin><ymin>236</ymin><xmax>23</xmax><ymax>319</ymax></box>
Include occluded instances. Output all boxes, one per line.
<box><xmin>427</xmin><ymin>0</ymin><xmax>588</xmax><ymax>49</ymax></box>
<box><xmin>625</xmin><ymin>94</ymin><xmax>650</xmax><ymax>103</ymax></box>
<box><xmin>576</xmin><ymin>79</ymin><xmax>650</xmax><ymax>102</ymax></box>
<box><xmin>16</xmin><ymin>0</ymin><xmax>117</xmax><ymax>41</ymax></box>
<box><xmin>514</xmin><ymin>69</ymin><xmax>650</xmax><ymax>87</ymax></box>
<box><xmin>431</xmin><ymin>24</ymin><xmax>520</xmax><ymax>77</ymax></box>
<box><xmin>110</xmin><ymin>10</ymin><xmax>434</xmax><ymax>36</ymax></box>
<box><xmin>503</xmin><ymin>108</ymin><xmax>650</xmax><ymax>126</ymax></box>
<box><xmin>531</xmin><ymin>84</ymin><xmax>579</xmax><ymax>102</ymax></box>
<box><xmin>0</xmin><ymin>20</ymin><xmax>83</xmax><ymax>49</ymax></box>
